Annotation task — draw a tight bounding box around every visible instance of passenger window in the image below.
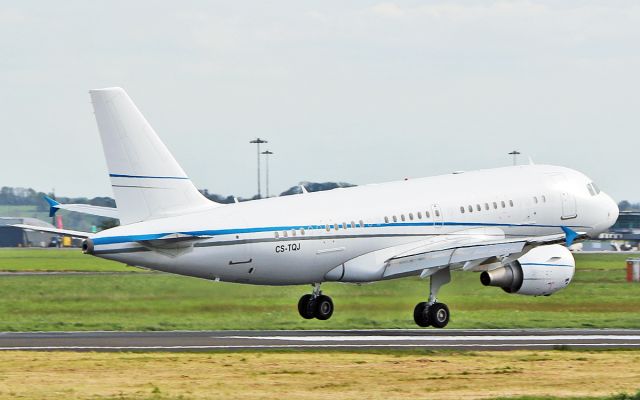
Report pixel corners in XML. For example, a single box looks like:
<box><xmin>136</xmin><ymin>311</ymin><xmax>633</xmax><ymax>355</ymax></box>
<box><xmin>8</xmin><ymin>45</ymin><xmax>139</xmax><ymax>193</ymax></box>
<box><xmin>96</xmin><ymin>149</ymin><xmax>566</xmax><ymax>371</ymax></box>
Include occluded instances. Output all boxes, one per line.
<box><xmin>292</xmin><ymin>230</ymin><xmax>296</xmax><ymax>237</ymax></box>
<box><xmin>359</xmin><ymin>220</ymin><xmax>364</xmax><ymax>227</ymax></box>
<box><xmin>493</xmin><ymin>202</ymin><xmax>498</xmax><ymax>209</ymax></box>
<box><xmin>275</xmin><ymin>232</ymin><xmax>279</xmax><ymax>238</ymax></box>
<box><xmin>468</xmin><ymin>205</ymin><xmax>473</xmax><ymax>213</ymax></box>
<box><xmin>435</xmin><ymin>210</ymin><xmax>440</xmax><ymax>217</ymax></box>
<box><xmin>542</xmin><ymin>195</ymin><xmax>547</xmax><ymax>203</ymax></box>
<box><xmin>401</xmin><ymin>214</ymin><xmax>405</xmax><ymax>222</ymax></box>
<box><xmin>301</xmin><ymin>228</ymin><xmax>305</xmax><ymax>235</ymax></box>
<box><xmin>393</xmin><ymin>216</ymin><xmax>397</xmax><ymax>222</ymax></box>
<box><xmin>342</xmin><ymin>222</ymin><xmax>347</xmax><ymax>229</ymax></box>
<box><xmin>325</xmin><ymin>225</ymin><xmax>330</xmax><ymax>232</ymax></box>
<box><xmin>485</xmin><ymin>203</ymin><xmax>489</xmax><ymax>210</ymax></box>
<box><xmin>284</xmin><ymin>231</ymin><xmax>288</xmax><ymax>237</ymax></box>
<box><xmin>509</xmin><ymin>200</ymin><xmax>514</xmax><ymax>207</ymax></box>
<box><xmin>534</xmin><ymin>196</ymin><xmax>538</xmax><ymax>204</ymax></box>
<box><xmin>384</xmin><ymin>216</ymin><xmax>389</xmax><ymax>224</ymax></box>
<box><xmin>476</xmin><ymin>204</ymin><xmax>481</xmax><ymax>212</ymax></box>
<box><xmin>409</xmin><ymin>213</ymin><xmax>414</xmax><ymax>220</ymax></box>
<box><xmin>425</xmin><ymin>211</ymin><xmax>431</xmax><ymax>218</ymax></box>
<box><xmin>460</xmin><ymin>206</ymin><xmax>465</xmax><ymax>214</ymax></box>
<box><xmin>334</xmin><ymin>224</ymin><xmax>339</xmax><ymax>231</ymax></box>
<box><xmin>417</xmin><ymin>212</ymin><xmax>422</xmax><ymax>219</ymax></box>
<box><xmin>501</xmin><ymin>201</ymin><xmax>506</xmax><ymax>208</ymax></box>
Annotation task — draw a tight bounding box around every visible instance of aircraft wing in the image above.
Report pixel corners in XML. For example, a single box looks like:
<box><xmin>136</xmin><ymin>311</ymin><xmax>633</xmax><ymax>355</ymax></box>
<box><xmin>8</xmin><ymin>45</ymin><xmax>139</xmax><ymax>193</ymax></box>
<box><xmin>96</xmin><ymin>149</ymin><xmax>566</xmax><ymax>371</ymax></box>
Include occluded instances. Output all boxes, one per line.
<box><xmin>11</xmin><ymin>224</ymin><xmax>92</xmax><ymax>239</ymax></box>
<box><xmin>44</xmin><ymin>196</ymin><xmax>119</xmax><ymax>219</ymax></box>
<box><xmin>379</xmin><ymin>226</ymin><xmax>583</xmax><ymax>280</ymax></box>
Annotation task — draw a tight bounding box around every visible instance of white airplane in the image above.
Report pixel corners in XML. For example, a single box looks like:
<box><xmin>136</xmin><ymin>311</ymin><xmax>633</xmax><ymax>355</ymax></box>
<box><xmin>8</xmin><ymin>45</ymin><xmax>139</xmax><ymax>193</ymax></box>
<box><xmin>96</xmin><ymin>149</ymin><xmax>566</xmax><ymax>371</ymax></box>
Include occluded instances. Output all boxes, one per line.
<box><xmin>16</xmin><ymin>87</ymin><xmax>619</xmax><ymax>328</ymax></box>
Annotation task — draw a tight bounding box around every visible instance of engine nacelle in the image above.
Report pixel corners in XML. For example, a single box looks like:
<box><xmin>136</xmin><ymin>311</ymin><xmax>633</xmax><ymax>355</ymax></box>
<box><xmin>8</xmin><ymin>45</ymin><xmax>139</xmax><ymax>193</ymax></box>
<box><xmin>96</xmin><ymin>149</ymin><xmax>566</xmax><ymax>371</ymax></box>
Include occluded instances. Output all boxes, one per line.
<box><xmin>480</xmin><ymin>244</ymin><xmax>575</xmax><ymax>296</ymax></box>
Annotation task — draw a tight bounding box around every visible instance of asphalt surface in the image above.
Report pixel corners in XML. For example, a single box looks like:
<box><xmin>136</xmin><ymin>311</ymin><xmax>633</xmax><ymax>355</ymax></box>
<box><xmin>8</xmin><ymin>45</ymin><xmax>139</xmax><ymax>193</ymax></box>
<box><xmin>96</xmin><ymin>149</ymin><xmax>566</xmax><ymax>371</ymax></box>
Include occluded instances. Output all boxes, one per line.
<box><xmin>1</xmin><ymin>329</ymin><xmax>639</xmax><ymax>351</ymax></box>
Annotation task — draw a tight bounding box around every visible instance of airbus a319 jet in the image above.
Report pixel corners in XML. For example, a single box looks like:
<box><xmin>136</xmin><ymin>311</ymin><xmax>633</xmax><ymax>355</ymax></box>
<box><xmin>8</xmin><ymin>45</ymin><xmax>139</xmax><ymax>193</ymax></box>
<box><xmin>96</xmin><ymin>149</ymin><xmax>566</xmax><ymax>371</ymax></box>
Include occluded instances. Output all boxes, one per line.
<box><xmin>16</xmin><ymin>87</ymin><xmax>619</xmax><ymax>328</ymax></box>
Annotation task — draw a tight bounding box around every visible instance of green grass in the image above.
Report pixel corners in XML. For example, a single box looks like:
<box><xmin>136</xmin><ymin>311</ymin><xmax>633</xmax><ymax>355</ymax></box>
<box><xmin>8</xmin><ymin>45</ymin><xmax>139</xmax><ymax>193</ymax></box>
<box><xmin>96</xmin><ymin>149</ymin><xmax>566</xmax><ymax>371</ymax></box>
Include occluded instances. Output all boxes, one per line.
<box><xmin>573</xmin><ymin>253</ymin><xmax>636</xmax><ymax>270</ymax></box>
<box><xmin>0</xmin><ymin>252</ymin><xmax>638</xmax><ymax>331</ymax></box>
<box><xmin>0</xmin><ymin>248</ymin><xmax>137</xmax><ymax>272</ymax></box>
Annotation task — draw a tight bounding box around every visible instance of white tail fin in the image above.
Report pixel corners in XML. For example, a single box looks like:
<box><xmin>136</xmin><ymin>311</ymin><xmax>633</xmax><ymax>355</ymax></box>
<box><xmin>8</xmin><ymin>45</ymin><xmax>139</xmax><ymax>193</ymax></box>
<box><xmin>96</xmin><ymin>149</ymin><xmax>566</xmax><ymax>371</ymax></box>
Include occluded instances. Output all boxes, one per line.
<box><xmin>89</xmin><ymin>87</ymin><xmax>220</xmax><ymax>224</ymax></box>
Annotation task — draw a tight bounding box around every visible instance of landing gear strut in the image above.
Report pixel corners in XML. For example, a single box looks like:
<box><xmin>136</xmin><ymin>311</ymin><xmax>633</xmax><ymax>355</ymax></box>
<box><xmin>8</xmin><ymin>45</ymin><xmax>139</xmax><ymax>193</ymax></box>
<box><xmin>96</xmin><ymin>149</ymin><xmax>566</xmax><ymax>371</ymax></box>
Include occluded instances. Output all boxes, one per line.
<box><xmin>298</xmin><ymin>283</ymin><xmax>334</xmax><ymax>321</ymax></box>
<box><xmin>414</xmin><ymin>267</ymin><xmax>451</xmax><ymax>328</ymax></box>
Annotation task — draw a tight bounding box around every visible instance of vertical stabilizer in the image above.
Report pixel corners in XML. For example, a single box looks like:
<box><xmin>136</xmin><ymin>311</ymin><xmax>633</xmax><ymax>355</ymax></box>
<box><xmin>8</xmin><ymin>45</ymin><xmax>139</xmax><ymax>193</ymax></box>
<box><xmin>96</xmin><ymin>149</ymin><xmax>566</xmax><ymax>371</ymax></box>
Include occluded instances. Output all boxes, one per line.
<box><xmin>90</xmin><ymin>87</ymin><xmax>219</xmax><ymax>224</ymax></box>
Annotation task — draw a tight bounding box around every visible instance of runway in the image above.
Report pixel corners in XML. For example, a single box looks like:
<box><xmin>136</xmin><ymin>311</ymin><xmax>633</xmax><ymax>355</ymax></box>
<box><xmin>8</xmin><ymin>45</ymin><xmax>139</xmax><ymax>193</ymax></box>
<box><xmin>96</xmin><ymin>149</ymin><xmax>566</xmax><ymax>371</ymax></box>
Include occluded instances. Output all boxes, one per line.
<box><xmin>1</xmin><ymin>329</ymin><xmax>640</xmax><ymax>351</ymax></box>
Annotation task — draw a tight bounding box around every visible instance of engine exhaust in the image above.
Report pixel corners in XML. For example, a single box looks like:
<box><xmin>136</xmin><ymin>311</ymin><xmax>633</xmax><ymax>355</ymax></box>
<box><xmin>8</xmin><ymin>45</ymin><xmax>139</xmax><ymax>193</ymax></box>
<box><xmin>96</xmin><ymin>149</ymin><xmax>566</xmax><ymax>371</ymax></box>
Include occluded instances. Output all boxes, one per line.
<box><xmin>480</xmin><ymin>262</ymin><xmax>523</xmax><ymax>293</ymax></box>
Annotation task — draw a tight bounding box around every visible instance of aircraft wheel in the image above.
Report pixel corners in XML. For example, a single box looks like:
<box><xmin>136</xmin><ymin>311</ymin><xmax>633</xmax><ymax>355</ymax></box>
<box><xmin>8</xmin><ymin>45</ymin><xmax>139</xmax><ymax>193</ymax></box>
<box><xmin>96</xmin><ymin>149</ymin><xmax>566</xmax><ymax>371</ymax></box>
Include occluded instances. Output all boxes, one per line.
<box><xmin>314</xmin><ymin>295</ymin><xmax>334</xmax><ymax>320</ymax></box>
<box><xmin>298</xmin><ymin>294</ymin><xmax>316</xmax><ymax>319</ymax></box>
<box><xmin>413</xmin><ymin>302</ymin><xmax>431</xmax><ymax>327</ymax></box>
<box><xmin>428</xmin><ymin>302</ymin><xmax>450</xmax><ymax>328</ymax></box>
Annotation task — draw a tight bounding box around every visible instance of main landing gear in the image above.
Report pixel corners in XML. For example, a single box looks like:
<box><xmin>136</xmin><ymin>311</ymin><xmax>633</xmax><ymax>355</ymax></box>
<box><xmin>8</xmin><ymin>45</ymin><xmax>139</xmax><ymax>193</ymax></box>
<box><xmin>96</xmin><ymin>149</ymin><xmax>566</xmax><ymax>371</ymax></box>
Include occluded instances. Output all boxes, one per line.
<box><xmin>414</xmin><ymin>267</ymin><xmax>451</xmax><ymax>328</ymax></box>
<box><xmin>298</xmin><ymin>283</ymin><xmax>334</xmax><ymax>320</ymax></box>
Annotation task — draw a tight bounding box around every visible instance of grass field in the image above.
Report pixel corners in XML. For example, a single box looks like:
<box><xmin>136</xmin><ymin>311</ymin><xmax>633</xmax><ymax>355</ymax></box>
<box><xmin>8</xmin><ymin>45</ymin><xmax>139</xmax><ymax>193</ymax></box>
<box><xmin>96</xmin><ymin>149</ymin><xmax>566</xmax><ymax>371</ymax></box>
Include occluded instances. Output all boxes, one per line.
<box><xmin>0</xmin><ymin>249</ymin><xmax>638</xmax><ymax>331</ymax></box>
<box><xmin>0</xmin><ymin>248</ymin><xmax>135</xmax><ymax>272</ymax></box>
<box><xmin>0</xmin><ymin>350</ymin><xmax>638</xmax><ymax>399</ymax></box>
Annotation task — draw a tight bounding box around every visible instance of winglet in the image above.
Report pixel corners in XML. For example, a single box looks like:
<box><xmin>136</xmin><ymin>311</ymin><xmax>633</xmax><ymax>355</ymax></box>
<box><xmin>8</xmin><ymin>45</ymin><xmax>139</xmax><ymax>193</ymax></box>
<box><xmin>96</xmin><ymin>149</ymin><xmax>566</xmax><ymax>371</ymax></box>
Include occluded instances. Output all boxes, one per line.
<box><xmin>561</xmin><ymin>226</ymin><xmax>578</xmax><ymax>247</ymax></box>
<box><xmin>44</xmin><ymin>195</ymin><xmax>60</xmax><ymax>217</ymax></box>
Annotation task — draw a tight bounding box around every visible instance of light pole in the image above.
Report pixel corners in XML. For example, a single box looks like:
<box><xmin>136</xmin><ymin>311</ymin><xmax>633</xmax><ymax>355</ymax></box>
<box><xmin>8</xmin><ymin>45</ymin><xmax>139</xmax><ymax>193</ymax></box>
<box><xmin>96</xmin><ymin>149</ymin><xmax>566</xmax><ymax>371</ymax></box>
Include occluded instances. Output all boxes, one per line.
<box><xmin>250</xmin><ymin>138</ymin><xmax>268</xmax><ymax>198</ymax></box>
<box><xmin>261</xmin><ymin>150</ymin><xmax>273</xmax><ymax>198</ymax></box>
<box><xmin>508</xmin><ymin>150</ymin><xmax>520</xmax><ymax>166</ymax></box>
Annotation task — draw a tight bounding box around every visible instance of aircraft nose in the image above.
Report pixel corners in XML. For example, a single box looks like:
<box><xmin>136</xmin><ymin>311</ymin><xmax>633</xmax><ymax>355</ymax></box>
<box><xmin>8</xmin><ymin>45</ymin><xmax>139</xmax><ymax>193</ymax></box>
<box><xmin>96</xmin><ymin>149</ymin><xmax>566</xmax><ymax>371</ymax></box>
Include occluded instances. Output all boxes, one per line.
<box><xmin>606</xmin><ymin>194</ymin><xmax>619</xmax><ymax>226</ymax></box>
<box><xmin>588</xmin><ymin>193</ymin><xmax>618</xmax><ymax>238</ymax></box>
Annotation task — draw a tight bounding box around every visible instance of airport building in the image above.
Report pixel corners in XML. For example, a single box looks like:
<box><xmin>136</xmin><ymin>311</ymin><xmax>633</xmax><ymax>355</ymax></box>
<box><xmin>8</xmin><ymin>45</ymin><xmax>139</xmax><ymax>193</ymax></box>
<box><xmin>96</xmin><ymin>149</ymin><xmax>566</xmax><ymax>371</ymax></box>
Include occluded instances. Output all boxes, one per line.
<box><xmin>599</xmin><ymin>211</ymin><xmax>640</xmax><ymax>249</ymax></box>
<box><xmin>0</xmin><ymin>217</ymin><xmax>55</xmax><ymax>247</ymax></box>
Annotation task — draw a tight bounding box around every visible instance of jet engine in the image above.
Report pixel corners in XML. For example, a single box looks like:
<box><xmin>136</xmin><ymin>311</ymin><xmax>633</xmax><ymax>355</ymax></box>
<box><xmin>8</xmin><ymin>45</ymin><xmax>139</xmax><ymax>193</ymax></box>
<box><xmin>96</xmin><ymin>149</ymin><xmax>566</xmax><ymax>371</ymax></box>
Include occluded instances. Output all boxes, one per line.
<box><xmin>480</xmin><ymin>244</ymin><xmax>575</xmax><ymax>296</ymax></box>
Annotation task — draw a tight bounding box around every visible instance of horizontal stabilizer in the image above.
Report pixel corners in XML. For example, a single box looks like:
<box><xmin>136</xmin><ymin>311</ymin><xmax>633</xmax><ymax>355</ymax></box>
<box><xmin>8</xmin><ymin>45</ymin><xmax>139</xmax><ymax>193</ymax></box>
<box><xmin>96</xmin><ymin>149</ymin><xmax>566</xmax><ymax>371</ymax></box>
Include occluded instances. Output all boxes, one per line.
<box><xmin>137</xmin><ymin>233</ymin><xmax>211</xmax><ymax>257</ymax></box>
<box><xmin>11</xmin><ymin>224</ymin><xmax>91</xmax><ymax>239</ymax></box>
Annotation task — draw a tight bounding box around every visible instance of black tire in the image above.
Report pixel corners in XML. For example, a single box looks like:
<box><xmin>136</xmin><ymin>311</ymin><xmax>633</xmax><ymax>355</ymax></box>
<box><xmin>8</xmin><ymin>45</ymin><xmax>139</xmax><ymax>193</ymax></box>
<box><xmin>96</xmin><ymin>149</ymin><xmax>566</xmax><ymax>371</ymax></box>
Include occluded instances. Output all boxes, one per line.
<box><xmin>314</xmin><ymin>295</ymin><xmax>334</xmax><ymax>320</ymax></box>
<box><xmin>413</xmin><ymin>302</ymin><xmax>430</xmax><ymax>327</ymax></box>
<box><xmin>297</xmin><ymin>294</ymin><xmax>315</xmax><ymax>319</ymax></box>
<box><xmin>428</xmin><ymin>302</ymin><xmax>450</xmax><ymax>328</ymax></box>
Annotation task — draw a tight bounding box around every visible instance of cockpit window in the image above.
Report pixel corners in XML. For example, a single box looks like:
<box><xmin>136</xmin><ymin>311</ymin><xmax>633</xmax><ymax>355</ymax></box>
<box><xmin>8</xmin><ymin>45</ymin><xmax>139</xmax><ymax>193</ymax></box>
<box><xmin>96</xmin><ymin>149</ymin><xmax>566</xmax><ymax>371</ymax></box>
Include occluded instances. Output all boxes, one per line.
<box><xmin>587</xmin><ymin>182</ymin><xmax>601</xmax><ymax>196</ymax></box>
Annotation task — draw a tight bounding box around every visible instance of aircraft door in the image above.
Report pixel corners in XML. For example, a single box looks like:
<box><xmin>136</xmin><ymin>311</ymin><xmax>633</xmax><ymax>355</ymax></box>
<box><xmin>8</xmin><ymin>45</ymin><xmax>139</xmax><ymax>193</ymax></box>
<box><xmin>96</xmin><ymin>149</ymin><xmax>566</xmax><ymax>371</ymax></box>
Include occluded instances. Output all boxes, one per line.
<box><xmin>561</xmin><ymin>192</ymin><xmax>577</xmax><ymax>220</ymax></box>
<box><xmin>432</xmin><ymin>204</ymin><xmax>443</xmax><ymax>228</ymax></box>
<box><xmin>550</xmin><ymin>174</ymin><xmax>577</xmax><ymax>220</ymax></box>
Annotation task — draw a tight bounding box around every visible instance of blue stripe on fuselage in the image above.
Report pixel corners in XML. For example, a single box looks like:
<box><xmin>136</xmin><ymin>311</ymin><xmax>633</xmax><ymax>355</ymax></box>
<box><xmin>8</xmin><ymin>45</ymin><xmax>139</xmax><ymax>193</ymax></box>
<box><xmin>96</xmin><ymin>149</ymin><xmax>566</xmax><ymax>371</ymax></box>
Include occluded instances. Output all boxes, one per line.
<box><xmin>91</xmin><ymin>221</ymin><xmax>590</xmax><ymax>246</ymax></box>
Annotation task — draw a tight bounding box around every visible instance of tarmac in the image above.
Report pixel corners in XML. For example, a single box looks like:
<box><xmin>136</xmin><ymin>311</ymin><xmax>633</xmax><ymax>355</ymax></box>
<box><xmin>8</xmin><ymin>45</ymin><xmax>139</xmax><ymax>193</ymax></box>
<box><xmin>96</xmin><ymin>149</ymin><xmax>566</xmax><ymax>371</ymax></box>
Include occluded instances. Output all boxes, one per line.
<box><xmin>1</xmin><ymin>329</ymin><xmax>639</xmax><ymax>351</ymax></box>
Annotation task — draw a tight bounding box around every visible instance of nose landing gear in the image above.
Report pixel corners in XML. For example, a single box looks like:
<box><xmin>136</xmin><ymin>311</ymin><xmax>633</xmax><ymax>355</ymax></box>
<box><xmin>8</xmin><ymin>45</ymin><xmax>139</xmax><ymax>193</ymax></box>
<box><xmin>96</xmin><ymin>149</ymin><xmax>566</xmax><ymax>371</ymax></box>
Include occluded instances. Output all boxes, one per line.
<box><xmin>298</xmin><ymin>283</ymin><xmax>334</xmax><ymax>321</ymax></box>
<box><xmin>413</xmin><ymin>267</ymin><xmax>451</xmax><ymax>328</ymax></box>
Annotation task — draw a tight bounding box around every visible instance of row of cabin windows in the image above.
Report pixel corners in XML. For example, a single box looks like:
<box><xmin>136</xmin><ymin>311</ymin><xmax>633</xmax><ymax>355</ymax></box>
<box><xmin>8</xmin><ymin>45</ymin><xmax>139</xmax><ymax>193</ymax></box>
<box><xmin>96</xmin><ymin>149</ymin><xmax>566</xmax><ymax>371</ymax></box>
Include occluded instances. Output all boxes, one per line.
<box><xmin>274</xmin><ymin>220</ymin><xmax>365</xmax><ymax>238</ymax></box>
<box><xmin>384</xmin><ymin>209</ymin><xmax>440</xmax><ymax>224</ymax></box>
<box><xmin>460</xmin><ymin>195</ymin><xmax>548</xmax><ymax>214</ymax></box>
<box><xmin>533</xmin><ymin>195</ymin><xmax>547</xmax><ymax>204</ymax></box>
<box><xmin>460</xmin><ymin>200</ymin><xmax>513</xmax><ymax>214</ymax></box>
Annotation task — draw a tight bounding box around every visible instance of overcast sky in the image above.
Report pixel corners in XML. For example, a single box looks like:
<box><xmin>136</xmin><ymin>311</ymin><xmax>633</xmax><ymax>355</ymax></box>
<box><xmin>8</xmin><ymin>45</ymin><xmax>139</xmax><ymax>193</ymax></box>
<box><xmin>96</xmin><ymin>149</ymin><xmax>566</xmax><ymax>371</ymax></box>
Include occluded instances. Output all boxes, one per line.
<box><xmin>1</xmin><ymin>1</ymin><xmax>639</xmax><ymax>201</ymax></box>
